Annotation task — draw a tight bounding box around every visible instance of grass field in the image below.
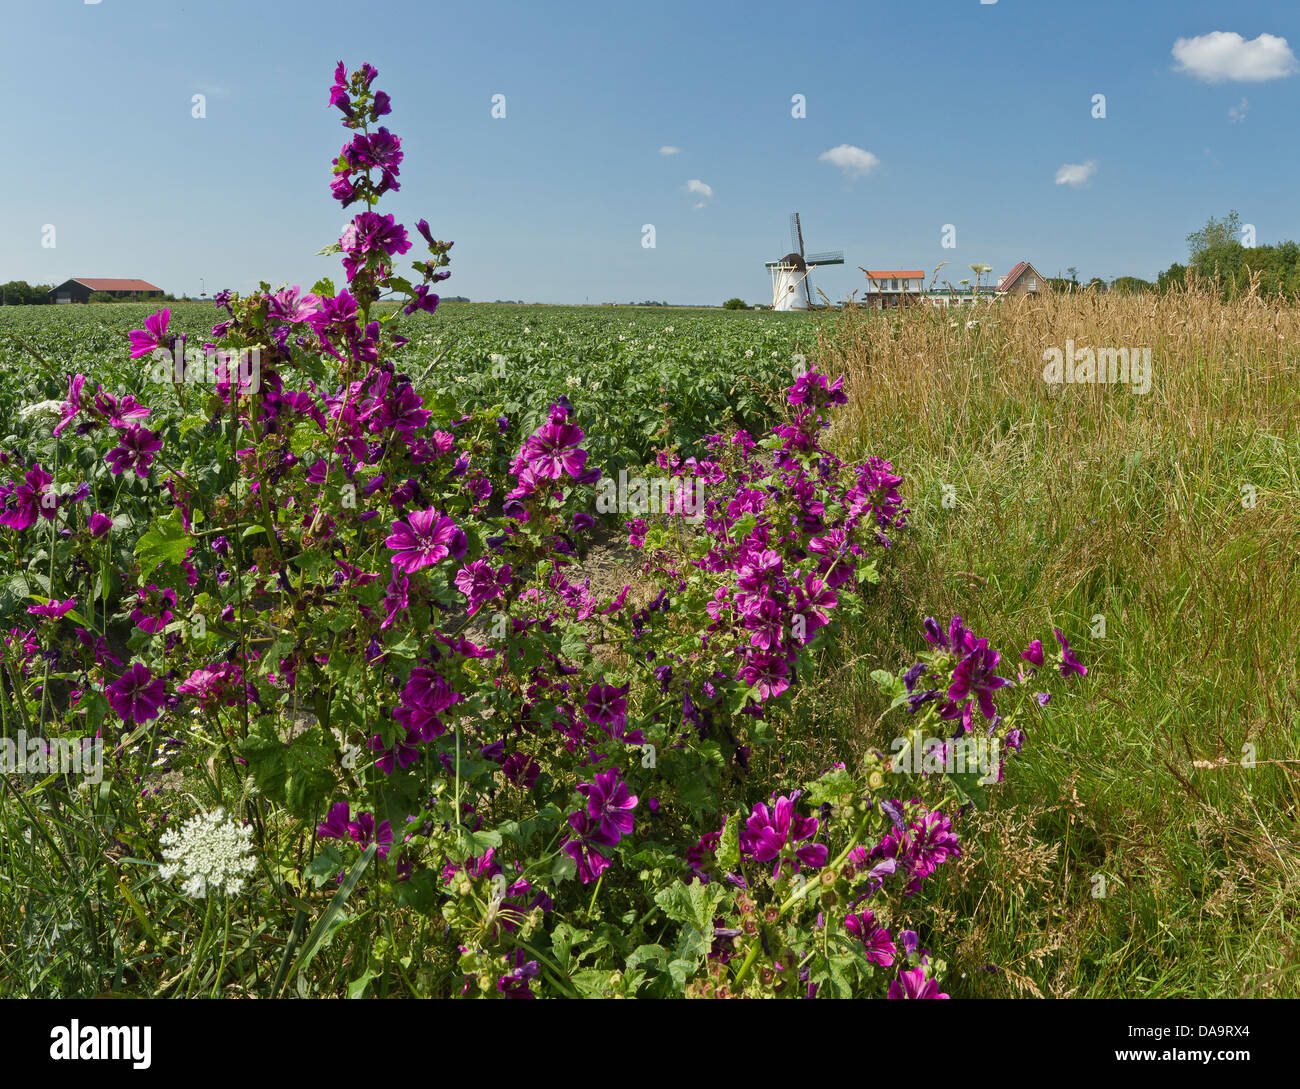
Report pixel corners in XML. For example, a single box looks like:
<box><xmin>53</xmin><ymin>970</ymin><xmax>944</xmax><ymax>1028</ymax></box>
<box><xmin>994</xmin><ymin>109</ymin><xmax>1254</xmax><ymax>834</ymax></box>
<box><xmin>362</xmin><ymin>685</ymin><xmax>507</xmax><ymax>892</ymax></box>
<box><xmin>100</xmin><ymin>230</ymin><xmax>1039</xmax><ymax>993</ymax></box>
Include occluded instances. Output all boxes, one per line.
<box><xmin>810</xmin><ymin>286</ymin><xmax>1300</xmax><ymax>996</ymax></box>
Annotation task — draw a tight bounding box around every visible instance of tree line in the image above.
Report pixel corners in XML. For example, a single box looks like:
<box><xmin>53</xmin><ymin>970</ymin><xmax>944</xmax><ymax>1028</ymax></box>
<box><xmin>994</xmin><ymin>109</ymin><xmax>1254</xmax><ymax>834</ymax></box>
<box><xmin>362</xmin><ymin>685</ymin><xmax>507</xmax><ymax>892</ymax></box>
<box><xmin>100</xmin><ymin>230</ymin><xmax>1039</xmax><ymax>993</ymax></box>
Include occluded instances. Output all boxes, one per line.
<box><xmin>0</xmin><ymin>281</ymin><xmax>55</xmax><ymax>305</ymax></box>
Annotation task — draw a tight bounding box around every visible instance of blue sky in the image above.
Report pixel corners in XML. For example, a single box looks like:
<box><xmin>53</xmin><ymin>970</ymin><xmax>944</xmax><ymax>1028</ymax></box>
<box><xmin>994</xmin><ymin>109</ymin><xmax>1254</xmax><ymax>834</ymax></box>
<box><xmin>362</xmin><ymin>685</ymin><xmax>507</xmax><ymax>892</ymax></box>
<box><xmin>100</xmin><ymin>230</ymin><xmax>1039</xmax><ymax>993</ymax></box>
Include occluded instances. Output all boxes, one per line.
<box><xmin>2</xmin><ymin>0</ymin><xmax>1298</xmax><ymax>305</ymax></box>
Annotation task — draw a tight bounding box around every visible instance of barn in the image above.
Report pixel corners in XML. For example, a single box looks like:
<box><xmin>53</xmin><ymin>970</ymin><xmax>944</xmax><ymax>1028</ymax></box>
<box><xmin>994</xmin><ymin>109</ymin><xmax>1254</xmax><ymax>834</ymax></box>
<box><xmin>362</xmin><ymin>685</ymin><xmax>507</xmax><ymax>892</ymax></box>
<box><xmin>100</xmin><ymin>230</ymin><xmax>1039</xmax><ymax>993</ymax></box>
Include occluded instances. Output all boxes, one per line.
<box><xmin>48</xmin><ymin>278</ymin><xmax>164</xmax><ymax>304</ymax></box>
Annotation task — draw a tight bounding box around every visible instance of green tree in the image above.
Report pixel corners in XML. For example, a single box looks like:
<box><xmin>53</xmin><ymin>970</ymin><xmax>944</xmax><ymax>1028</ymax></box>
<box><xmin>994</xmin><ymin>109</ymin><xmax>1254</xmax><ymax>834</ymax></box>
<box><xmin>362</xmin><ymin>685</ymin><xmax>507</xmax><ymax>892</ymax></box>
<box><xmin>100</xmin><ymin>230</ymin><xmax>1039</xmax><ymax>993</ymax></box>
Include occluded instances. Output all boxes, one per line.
<box><xmin>1186</xmin><ymin>211</ymin><xmax>1241</xmax><ymax>260</ymax></box>
<box><xmin>722</xmin><ymin>297</ymin><xmax>748</xmax><ymax>310</ymax></box>
<box><xmin>1157</xmin><ymin>263</ymin><xmax>1186</xmax><ymax>292</ymax></box>
<box><xmin>0</xmin><ymin>280</ymin><xmax>52</xmax><ymax>305</ymax></box>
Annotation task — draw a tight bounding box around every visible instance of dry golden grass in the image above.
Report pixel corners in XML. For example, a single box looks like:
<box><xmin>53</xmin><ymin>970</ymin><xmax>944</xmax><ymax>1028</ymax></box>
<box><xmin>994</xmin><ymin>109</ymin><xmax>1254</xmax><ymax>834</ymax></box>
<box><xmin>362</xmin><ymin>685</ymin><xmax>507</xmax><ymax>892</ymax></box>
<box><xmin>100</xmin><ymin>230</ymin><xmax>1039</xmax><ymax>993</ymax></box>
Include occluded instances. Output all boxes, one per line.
<box><xmin>802</xmin><ymin>282</ymin><xmax>1300</xmax><ymax>997</ymax></box>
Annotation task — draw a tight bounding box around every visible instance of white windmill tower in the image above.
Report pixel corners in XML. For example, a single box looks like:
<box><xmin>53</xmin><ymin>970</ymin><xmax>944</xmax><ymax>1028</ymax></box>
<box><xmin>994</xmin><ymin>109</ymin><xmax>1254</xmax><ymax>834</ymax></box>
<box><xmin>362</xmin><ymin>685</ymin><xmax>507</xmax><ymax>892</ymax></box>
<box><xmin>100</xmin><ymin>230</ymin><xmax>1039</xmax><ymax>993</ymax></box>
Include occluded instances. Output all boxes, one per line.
<box><xmin>765</xmin><ymin>212</ymin><xmax>844</xmax><ymax>310</ymax></box>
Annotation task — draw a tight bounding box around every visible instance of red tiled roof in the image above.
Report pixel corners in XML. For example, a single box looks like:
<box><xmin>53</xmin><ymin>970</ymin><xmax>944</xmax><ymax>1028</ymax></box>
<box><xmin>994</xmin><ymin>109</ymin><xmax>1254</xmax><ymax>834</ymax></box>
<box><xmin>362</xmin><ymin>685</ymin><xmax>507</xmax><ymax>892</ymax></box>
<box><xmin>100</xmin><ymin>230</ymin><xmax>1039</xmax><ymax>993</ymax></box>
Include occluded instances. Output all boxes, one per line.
<box><xmin>864</xmin><ymin>270</ymin><xmax>925</xmax><ymax>279</ymax></box>
<box><xmin>997</xmin><ymin>262</ymin><xmax>1042</xmax><ymax>291</ymax></box>
<box><xmin>70</xmin><ymin>278</ymin><xmax>163</xmax><ymax>292</ymax></box>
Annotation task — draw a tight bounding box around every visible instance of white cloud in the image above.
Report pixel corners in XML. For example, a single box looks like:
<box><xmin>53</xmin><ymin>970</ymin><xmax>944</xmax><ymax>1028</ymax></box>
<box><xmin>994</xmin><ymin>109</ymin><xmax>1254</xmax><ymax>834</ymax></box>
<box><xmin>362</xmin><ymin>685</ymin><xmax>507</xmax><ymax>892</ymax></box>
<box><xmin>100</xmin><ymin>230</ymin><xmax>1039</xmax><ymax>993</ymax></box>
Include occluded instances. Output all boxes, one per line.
<box><xmin>1228</xmin><ymin>96</ymin><xmax>1250</xmax><ymax>121</ymax></box>
<box><xmin>1055</xmin><ymin>160</ymin><xmax>1097</xmax><ymax>187</ymax></box>
<box><xmin>659</xmin><ymin>145</ymin><xmax>680</xmax><ymax>155</ymax></box>
<box><xmin>1172</xmin><ymin>31</ymin><xmax>1298</xmax><ymax>83</ymax></box>
<box><xmin>684</xmin><ymin>178</ymin><xmax>713</xmax><ymax>205</ymax></box>
<box><xmin>818</xmin><ymin>144</ymin><xmax>880</xmax><ymax>178</ymax></box>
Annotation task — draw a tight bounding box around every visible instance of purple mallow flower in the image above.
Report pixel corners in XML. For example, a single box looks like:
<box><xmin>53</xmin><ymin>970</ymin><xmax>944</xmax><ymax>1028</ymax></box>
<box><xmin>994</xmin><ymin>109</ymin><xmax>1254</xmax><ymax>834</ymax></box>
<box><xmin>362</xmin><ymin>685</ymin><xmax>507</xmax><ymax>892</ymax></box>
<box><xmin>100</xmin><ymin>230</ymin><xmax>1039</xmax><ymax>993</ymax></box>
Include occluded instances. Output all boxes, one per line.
<box><xmin>105</xmin><ymin>425</ymin><xmax>163</xmax><ymax>479</ymax></box>
<box><xmin>127</xmin><ymin>309</ymin><xmax>170</xmax><ymax>359</ymax></box>
<box><xmin>28</xmin><ymin>598</ymin><xmax>76</xmax><ymax>620</ymax></box>
<box><xmin>386</xmin><ymin>509</ymin><xmax>463</xmax><ymax>573</ymax></box>
<box><xmin>947</xmin><ymin>640</ymin><xmax>1011</xmax><ymax>721</ymax></box>
<box><xmin>317</xmin><ymin>802</ymin><xmax>392</xmax><ymax>860</ymax></box>
<box><xmin>845</xmin><ymin>911</ymin><xmax>897</xmax><ymax>967</ymax></box>
<box><xmin>1054</xmin><ymin>628</ymin><xmax>1087</xmax><ymax>678</ymax></box>
<box><xmin>453</xmin><ymin>559</ymin><xmax>512</xmax><ymax>616</ymax></box>
<box><xmin>576</xmin><ymin>767</ymin><xmax>638</xmax><ymax>845</ymax></box>
<box><xmin>739</xmin><ymin>791</ymin><xmax>827</xmax><ymax>878</ymax></box>
<box><xmin>1020</xmin><ymin>639</ymin><xmax>1044</xmax><ymax>667</ymax></box>
<box><xmin>888</xmin><ymin>965</ymin><xmax>949</xmax><ymax>999</ymax></box>
<box><xmin>107</xmin><ymin>663</ymin><xmax>165</xmax><ymax>725</ymax></box>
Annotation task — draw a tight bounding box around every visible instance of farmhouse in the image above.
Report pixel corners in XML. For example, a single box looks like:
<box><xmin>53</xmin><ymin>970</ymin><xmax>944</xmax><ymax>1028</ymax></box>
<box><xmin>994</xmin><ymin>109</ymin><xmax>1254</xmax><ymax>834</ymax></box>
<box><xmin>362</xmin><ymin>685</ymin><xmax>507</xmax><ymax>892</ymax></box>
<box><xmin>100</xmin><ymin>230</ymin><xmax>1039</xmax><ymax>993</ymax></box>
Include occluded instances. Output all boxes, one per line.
<box><xmin>995</xmin><ymin>261</ymin><xmax>1045</xmax><ymax>297</ymax></box>
<box><xmin>860</xmin><ymin>270</ymin><xmax>926</xmax><ymax>309</ymax></box>
<box><xmin>49</xmin><ymin>278</ymin><xmax>164</xmax><ymax>304</ymax></box>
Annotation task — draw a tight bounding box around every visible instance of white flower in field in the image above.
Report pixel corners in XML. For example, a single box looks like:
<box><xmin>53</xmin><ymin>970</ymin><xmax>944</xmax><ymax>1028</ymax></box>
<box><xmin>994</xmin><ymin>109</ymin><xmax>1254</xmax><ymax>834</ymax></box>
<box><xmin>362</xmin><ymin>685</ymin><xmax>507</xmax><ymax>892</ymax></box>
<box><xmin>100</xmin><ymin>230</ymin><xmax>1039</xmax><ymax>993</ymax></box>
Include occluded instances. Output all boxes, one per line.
<box><xmin>455</xmin><ymin>376</ymin><xmax>468</xmax><ymax>383</ymax></box>
<box><xmin>619</xmin><ymin>335</ymin><xmax>626</xmax><ymax>341</ymax></box>
<box><xmin>664</xmin><ymin>326</ymin><xmax>674</xmax><ymax>334</ymax></box>
<box><xmin>966</xmin><ymin>320</ymin><xmax>979</xmax><ymax>329</ymax></box>
<box><xmin>158</xmin><ymin>807</ymin><xmax>256</xmax><ymax>899</ymax></box>
<box><xmin>524</xmin><ymin>326</ymin><xmax>531</xmax><ymax>333</ymax></box>
<box><xmin>745</xmin><ymin>349</ymin><xmax>754</xmax><ymax>358</ymax></box>
<box><xmin>489</xmin><ymin>353</ymin><xmax>507</xmax><ymax>365</ymax></box>
<box><xmin>771</xmin><ymin>352</ymin><xmax>778</xmax><ymax>358</ymax></box>
<box><xmin>565</xmin><ymin>375</ymin><xmax>582</xmax><ymax>389</ymax></box>
<box><xmin>19</xmin><ymin>400</ymin><xmax>63</xmax><ymax>422</ymax></box>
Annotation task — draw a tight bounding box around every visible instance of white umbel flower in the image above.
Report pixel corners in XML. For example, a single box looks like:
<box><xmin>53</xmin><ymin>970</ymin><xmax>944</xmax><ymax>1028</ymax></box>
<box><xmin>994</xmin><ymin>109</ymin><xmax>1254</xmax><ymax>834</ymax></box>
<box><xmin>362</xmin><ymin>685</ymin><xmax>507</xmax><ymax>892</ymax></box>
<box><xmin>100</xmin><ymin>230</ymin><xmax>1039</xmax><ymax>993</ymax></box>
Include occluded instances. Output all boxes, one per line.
<box><xmin>19</xmin><ymin>400</ymin><xmax>64</xmax><ymax>421</ymax></box>
<box><xmin>158</xmin><ymin>808</ymin><xmax>256</xmax><ymax>898</ymax></box>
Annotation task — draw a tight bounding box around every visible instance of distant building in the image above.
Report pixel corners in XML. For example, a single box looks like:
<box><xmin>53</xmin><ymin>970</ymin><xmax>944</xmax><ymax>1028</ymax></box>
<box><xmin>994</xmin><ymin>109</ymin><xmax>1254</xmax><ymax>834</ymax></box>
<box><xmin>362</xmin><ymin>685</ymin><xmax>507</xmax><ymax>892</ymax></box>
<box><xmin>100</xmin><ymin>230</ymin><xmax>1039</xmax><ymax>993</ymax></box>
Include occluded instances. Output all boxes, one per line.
<box><xmin>850</xmin><ymin>261</ymin><xmax>1046</xmax><ymax>309</ymax></box>
<box><xmin>860</xmin><ymin>270</ymin><xmax>926</xmax><ymax>309</ymax></box>
<box><xmin>995</xmin><ymin>261</ymin><xmax>1045</xmax><ymax>297</ymax></box>
<box><xmin>49</xmin><ymin>278</ymin><xmax>164</xmax><ymax>304</ymax></box>
<box><xmin>923</xmin><ymin>285</ymin><xmax>999</xmax><ymax>308</ymax></box>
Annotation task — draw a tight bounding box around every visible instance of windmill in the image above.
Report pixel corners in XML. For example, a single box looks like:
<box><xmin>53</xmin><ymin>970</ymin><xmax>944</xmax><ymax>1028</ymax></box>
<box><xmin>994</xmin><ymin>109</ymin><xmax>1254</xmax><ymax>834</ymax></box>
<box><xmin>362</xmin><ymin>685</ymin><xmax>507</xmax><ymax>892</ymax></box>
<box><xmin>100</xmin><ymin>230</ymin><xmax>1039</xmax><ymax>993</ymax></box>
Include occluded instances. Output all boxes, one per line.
<box><xmin>765</xmin><ymin>212</ymin><xmax>844</xmax><ymax>310</ymax></box>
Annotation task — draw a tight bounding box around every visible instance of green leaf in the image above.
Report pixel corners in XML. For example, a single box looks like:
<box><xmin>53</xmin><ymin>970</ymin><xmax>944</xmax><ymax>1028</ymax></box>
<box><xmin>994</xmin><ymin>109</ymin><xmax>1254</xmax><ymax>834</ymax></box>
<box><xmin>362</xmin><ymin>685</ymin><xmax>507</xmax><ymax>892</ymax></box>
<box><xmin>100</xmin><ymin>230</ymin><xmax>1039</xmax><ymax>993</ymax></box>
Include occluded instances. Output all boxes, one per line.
<box><xmin>715</xmin><ymin>814</ymin><xmax>740</xmax><ymax>871</ymax></box>
<box><xmin>805</xmin><ymin>764</ymin><xmax>857</xmax><ymax>806</ymax></box>
<box><xmin>560</xmin><ymin>625</ymin><xmax>589</xmax><ymax>662</ymax></box>
<box><xmin>238</xmin><ymin>719</ymin><xmax>287</xmax><ymax>806</ymax></box>
<box><xmin>870</xmin><ymin>668</ymin><xmax>908</xmax><ymax>703</ymax></box>
<box><xmin>454</xmin><ymin>826</ymin><xmax>502</xmax><ymax>857</ymax></box>
<box><xmin>134</xmin><ymin>510</ymin><xmax>195</xmax><ymax>569</ymax></box>
<box><xmin>570</xmin><ymin>968</ymin><xmax>618</xmax><ymax>998</ymax></box>
<box><xmin>654</xmin><ymin>879</ymin><xmax>727</xmax><ymax>933</ymax></box>
<box><xmin>283</xmin><ymin>727</ymin><xmax>337</xmax><ymax>819</ymax></box>
<box><xmin>626</xmin><ymin>943</ymin><xmax>670</xmax><ymax>973</ymax></box>
<box><xmin>347</xmin><ymin>966</ymin><xmax>378</xmax><ymax>999</ymax></box>
<box><xmin>948</xmin><ymin>770</ymin><xmax>991</xmax><ymax>810</ymax></box>
<box><xmin>304</xmin><ymin>845</ymin><xmax>345</xmax><ymax>889</ymax></box>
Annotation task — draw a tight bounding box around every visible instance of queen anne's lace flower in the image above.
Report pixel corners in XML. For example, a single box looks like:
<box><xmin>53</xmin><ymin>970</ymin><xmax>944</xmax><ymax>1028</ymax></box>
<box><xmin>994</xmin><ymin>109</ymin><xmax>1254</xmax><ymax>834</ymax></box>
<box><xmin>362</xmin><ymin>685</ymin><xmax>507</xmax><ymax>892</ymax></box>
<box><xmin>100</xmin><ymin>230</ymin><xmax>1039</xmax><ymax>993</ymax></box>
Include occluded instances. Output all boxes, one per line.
<box><xmin>158</xmin><ymin>808</ymin><xmax>256</xmax><ymax>898</ymax></box>
<box><xmin>18</xmin><ymin>400</ymin><xmax>64</xmax><ymax>421</ymax></box>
